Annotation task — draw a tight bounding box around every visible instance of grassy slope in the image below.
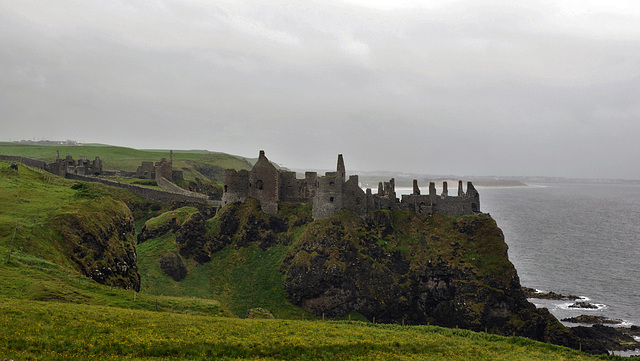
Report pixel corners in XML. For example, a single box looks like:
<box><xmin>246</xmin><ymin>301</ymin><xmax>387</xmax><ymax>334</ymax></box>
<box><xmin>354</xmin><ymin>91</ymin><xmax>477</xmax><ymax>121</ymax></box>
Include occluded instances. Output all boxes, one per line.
<box><xmin>0</xmin><ymin>298</ymin><xmax>614</xmax><ymax>361</ymax></box>
<box><xmin>0</xmin><ymin>161</ymin><xmax>79</xmax><ymax>269</ymax></box>
<box><xmin>0</xmin><ymin>161</ymin><xmax>232</xmax><ymax>316</ymax></box>
<box><xmin>137</xmin><ymin>212</ymin><xmax>311</xmax><ymax>319</ymax></box>
<box><xmin>0</xmin><ymin>161</ymin><xmax>618</xmax><ymax>360</ymax></box>
<box><xmin>0</xmin><ymin>142</ymin><xmax>252</xmax><ymax>179</ymax></box>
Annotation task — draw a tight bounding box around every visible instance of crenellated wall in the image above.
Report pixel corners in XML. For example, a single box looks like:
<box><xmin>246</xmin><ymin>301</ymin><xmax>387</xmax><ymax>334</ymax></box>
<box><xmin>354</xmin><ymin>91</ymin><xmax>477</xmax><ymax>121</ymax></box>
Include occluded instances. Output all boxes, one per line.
<box><xmin>399</xmin><ymin>181</ymin><xmax>480</xmax><ymax>217</ymax></box>
<box><xmin>222</xmin><ymin>151</ymin><xmax>481</xmax><ymax>220</ymax></box>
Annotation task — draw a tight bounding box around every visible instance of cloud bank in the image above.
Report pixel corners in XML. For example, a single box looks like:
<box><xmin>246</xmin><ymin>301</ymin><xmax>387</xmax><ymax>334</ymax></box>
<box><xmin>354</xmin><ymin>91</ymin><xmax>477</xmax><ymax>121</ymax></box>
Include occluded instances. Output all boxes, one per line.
<box><xmin>1</xmin><ymin>0</ymin><xmax>639</xmax><ymax>179</ymax></box>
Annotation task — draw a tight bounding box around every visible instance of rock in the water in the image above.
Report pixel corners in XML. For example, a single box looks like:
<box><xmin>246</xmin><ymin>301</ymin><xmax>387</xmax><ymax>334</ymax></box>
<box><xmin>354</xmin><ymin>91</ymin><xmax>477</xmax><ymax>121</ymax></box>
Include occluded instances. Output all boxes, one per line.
<box><xmin>568</xmin><ymin>301</ymin><xmax>599</xmax><ymax>309</ymax></box>
<box><xmin>562</xmin><ymin>315</ymin><xmax>622</xmax><ymax>325</ymax></box>
<box><xmin>521</xmin><ymin>287</ymin><xmax>579</xmax><ymax>300</ymax></box>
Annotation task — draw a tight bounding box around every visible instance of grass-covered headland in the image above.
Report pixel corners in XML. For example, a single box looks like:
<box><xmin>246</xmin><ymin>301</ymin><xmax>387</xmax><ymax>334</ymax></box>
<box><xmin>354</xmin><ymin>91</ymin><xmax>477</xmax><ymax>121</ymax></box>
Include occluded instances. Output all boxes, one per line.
<box><xmin>0</xmin><ymin>152</ymin><xmax>624</xmax><ymax>360</ymax></box>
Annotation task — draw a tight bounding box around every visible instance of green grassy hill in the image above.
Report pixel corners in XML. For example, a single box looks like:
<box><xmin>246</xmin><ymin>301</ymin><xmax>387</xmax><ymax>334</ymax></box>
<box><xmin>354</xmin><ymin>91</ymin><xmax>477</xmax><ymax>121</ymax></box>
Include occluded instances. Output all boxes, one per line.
<box><xmin>0</xmin><ymin>160</ymin><xmax>620</xmax><ymax>360</ymax></box>
<box><xmin>0</xmin><ymin>298</ymin><xmax>612</xmax><ymax>361</ymax></box>
<box><xmin>136</xmin><ymin>199</ymin><xmax>313</xmax><ymax>320</ymax></box>
<box><xmin>0</xmin><ymin>142</ymin><xmax>253</xmax><ymax>181</ymax></box>
<box><xmin>0</xmin><ymin>160</ymin><xmax>232</xmax><ymax>314</ymax></box>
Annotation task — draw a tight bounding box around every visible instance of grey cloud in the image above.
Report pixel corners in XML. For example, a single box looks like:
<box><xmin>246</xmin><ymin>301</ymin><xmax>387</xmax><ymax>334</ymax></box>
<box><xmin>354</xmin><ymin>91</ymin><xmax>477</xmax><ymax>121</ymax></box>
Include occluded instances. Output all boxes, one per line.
<box><xmin>2</xmin><ymin>0</ymin><xmax>640</xmax><ymax>179</ymax></box>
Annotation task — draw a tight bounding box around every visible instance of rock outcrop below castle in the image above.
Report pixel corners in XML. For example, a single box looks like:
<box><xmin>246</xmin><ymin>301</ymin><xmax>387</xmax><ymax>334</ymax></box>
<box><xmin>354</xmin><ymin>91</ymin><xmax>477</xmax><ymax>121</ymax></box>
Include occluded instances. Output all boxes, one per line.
<box><xmin>222</xmin><ymin>151</ymin><xmax>480</xmax><ymax>219</ymax></box>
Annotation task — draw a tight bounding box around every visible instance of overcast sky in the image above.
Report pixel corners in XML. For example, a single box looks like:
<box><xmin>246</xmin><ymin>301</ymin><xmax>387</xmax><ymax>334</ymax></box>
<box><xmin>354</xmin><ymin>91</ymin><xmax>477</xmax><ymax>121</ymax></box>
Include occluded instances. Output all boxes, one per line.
<box><xmin>1</xmin><ymin>1</ymin><xmax>639</xmax><ymax>179</ymax></box>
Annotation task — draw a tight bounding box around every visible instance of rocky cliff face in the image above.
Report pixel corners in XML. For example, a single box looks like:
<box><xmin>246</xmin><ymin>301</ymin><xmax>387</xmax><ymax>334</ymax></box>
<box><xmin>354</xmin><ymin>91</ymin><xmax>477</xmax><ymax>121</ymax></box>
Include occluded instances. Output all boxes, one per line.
<box><xmin>162</xmin><ymin>199</ymin><xmax>593</xmax><ymax>351</ymax></box>
<box><xmin>51</xmin><ymin>184</ymin><xmax>140</xmax><ymax>291</ymax></box>
<box><xmin>278</xmin><ymin>209</ymin><xmax>580</xmax><ymax>348</ymax></box>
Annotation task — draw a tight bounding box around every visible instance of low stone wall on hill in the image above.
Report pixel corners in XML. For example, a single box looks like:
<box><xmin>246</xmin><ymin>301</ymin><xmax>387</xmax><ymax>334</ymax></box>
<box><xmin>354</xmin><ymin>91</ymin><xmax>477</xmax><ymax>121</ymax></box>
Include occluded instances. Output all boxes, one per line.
<box><xmin>0</xmin><ymin>155</ymin><xmax>47</xmax><ymax>170</ymax></box>
<box><xmin>1</xmin><ymin>154</ymin><xmax>219</xmax><ymax>208</ymax></box>
<box><xmin>65</xmin><ymin>173</ymin><xmax>212</xmax><ymax>205</ymax></box>
<box><xmin>156</xmin><ymin>175</ymin><xmax>208</xmax><ymax>200</ymax></box>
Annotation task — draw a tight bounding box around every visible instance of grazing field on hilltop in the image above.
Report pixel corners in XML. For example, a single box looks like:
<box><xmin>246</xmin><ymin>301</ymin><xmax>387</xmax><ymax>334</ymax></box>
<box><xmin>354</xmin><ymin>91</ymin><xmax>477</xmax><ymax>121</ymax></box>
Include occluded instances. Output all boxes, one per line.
<box><xmin>0</xmin><ymin>158</ymin><xmax>621</xmax><ymax>359</ymax></box>
<box><xmin>0</xmin><ymin>142</ymin><xmax>253</xmax><ymax>181</ymax></box>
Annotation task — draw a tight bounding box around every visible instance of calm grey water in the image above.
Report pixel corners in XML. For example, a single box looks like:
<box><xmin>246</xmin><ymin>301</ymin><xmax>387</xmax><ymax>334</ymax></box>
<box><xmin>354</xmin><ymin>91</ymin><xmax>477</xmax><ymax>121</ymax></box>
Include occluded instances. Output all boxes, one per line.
<box><xmin>479</xmin><ymin>183</ymin><xmax>640</xmax><ymax>327</ymax></box>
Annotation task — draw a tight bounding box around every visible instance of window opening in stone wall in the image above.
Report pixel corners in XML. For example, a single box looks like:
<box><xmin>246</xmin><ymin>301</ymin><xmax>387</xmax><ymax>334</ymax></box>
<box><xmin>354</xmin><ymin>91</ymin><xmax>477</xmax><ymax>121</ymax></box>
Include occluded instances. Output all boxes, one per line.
<box><xmin>257</xmin><ymin>180</ymin><xmax>264</xmax><ymax>190</ymax></box>
<box><xmin>330</xmin><ymin>197</ymin><xmax>334</xmax><ymax>203</ymax></box>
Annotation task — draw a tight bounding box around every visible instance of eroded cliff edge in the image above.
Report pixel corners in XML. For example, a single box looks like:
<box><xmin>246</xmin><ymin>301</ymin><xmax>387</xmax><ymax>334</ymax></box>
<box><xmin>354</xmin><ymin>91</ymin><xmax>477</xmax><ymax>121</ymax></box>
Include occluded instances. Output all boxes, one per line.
<box><xmin>162</xmin><ymin>199</ymin><xmax>585</xmax><ymax>350</ymax></box>
<box><xmin>280</xmin><ymin>208</ymin><xmax>577</xmax><ymax>347</ymax></box>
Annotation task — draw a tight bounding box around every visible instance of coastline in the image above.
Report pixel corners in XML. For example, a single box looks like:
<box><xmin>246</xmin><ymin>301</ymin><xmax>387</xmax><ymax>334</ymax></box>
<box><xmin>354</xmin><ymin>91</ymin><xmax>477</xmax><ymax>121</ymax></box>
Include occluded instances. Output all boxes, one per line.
<box><xmin>525</xmin><ymin>287</ymin><xmax>640</xmax><ymax>356</ymax></box>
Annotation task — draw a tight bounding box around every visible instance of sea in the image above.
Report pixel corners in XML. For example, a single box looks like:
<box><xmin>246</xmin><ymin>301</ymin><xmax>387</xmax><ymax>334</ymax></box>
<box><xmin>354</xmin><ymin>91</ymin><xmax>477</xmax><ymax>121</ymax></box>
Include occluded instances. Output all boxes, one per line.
<box><xmin>397</xmin><ymin>183</ymin><xmax>640</xmax><ymax>332</ymax></box>
<box><xmin>479</xmin><ymin>183</ymin><xmax>640</xmax><ymax>330</ymax></box>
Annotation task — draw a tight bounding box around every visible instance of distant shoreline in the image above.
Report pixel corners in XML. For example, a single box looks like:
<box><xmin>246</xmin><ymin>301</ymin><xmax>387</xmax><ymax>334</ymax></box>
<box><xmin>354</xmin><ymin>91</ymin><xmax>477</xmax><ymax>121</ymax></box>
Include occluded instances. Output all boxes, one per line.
<box><xmin>360</xmin><ymin>179</ymin><xmax>531</xmax><ymax>190</ymax></box>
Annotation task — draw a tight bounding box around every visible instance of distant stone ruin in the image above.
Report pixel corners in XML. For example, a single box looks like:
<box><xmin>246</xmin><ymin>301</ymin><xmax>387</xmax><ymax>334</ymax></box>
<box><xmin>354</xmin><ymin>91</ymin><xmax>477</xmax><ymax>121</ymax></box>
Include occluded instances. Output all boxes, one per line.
<box><xmin>1</xmin><ymin>151</ymin><xmax>209</xmax><ymax>206</ymax></box>
<box><xmin>48</xmin><ymin>151</ymin><xmax>103</xmax><ymax>177</ymax></box>
<box><xmin>222</xmin><ymin>151</ymin><xmax>480</xmax><ymax>219</ymax></box>
<box><xmin>134</xmin><ymin>151</ymin><xmax>183</xmax><ymax>182</ymax></box>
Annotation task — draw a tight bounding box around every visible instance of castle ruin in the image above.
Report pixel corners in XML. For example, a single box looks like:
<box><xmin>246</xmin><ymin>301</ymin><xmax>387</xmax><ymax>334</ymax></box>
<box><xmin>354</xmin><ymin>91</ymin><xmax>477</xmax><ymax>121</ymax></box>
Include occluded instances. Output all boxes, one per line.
<box><xmin>135</xmin><ymin>151</ymin><xmax>183</xmax><ymax>182</ymax></box>
<box><xmin>222</xmin><ymin>151</ymin><xmax>480</xmax><ymax>220</ymax></box>
<box><xmin>47</xmin><ymin>151</ymin><xmax>103</xmax><ymax>177</ymax></box>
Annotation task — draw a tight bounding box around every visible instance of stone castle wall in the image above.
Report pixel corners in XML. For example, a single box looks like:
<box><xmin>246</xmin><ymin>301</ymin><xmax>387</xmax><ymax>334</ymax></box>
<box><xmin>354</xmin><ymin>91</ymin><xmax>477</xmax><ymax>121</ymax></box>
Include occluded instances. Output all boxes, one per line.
<box><xmin>222</xmin><ymin>151</ymin><xmax>481</xmax><ymax>220</ymax></box>
<box><xmin>221</xmin><ymin>169</ymin><xmax>249</xmax><ymax>206</ymax></box>
<box><xmin>3</xmin><ymin>153</ymin><xmax>210</xmax><ymax>206</ymax></box>
<box><xmin>0</xmin><ymin>155</ymin><xmax>47</xmax><ymax>170</ymax></box>
<box><xmin>64</xmin><ymin>173</ymin><xmax>212</xmax><ymax>205</ymax></box>
<box><xmin>399</xmin><ymin>181</ymin><xmax>479</xmax><ymax>217</ymax></box>
<box><xmin>312</xmin><ymin>172</ymin><xmax>345</xmax><ymax>220</ymax></box>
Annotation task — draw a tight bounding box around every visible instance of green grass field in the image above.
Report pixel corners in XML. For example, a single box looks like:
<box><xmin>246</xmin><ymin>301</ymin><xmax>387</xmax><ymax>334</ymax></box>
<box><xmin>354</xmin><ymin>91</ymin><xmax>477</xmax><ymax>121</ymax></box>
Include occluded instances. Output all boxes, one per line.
<box><xmin>0</xmin><ymin>142</ymin><xmax>253</xmax><ymax>179</ymax></box>
<box><xmin>0</xmin><ymin>297</ymin><xmax>615</xmax><ymax>361</ymax></box>
<box><xmin>0</xmin><ymin>154</ymin><xmax>623</xmax><ymax>360</ymax></box>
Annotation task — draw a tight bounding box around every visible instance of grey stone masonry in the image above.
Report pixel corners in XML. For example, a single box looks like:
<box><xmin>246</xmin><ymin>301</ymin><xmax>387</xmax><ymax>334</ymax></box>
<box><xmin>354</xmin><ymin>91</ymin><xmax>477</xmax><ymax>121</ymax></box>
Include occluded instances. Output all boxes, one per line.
<box><xmin>222</xmin><ymin>151</ymin><xmax>480</xmax><ymax>219</ymax></box>
<box><xmin>45</xmin><ymin>155</ymin><xmax>102</xmax><ymax>176</ymax></box>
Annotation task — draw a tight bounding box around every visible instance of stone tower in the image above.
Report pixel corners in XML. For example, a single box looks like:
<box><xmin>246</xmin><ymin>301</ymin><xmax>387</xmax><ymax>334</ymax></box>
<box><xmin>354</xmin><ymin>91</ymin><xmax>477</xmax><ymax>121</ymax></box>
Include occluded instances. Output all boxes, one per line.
<box><xmin>248</xmin><ymin>150</ymin><xmax>279</xmax><ymax>214</ymax></box>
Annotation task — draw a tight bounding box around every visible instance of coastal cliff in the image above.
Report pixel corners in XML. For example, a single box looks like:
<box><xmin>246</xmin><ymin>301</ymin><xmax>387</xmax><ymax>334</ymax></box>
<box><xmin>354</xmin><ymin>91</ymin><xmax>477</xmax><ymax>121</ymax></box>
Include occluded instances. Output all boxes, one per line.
<box><xmin>279</xmin><ymin>208</ymin><xmax>577</xmax><ymax>346</ymax></box>
<box><xmin>160</xmin><ymin>198</ymin><xmax>583</xmax><ymax>350</ymax></box>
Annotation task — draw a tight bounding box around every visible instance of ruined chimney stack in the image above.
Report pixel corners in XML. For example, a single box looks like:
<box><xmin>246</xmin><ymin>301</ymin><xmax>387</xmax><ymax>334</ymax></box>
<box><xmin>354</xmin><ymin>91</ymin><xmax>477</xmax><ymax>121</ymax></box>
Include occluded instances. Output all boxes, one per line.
<box><xmin>429</xmin><ymin>182</ymin><xmax>436</xmax><ymax>197</ymax></box>
<box><xmin>337</xmin><ymin>154</ymin><xmax>345</xmax><ymax>181</ymax></box>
